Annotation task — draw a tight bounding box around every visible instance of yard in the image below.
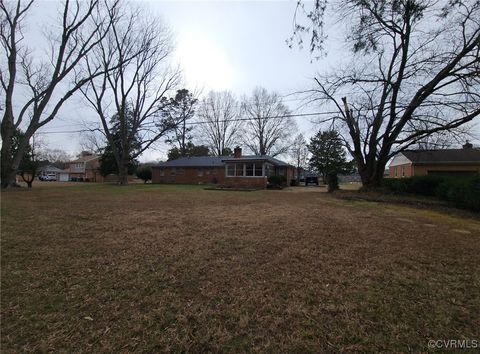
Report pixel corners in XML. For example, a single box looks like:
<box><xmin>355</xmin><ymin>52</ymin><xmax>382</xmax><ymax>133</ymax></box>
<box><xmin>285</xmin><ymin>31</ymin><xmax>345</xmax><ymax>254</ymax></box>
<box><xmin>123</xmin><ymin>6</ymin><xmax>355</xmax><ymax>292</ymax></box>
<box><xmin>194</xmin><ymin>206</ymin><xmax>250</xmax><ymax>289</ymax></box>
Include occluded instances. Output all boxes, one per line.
<box><xmin>1</xmin><ymin>184</ymin><xmax>479</xmax><ymax>352</ymax></box>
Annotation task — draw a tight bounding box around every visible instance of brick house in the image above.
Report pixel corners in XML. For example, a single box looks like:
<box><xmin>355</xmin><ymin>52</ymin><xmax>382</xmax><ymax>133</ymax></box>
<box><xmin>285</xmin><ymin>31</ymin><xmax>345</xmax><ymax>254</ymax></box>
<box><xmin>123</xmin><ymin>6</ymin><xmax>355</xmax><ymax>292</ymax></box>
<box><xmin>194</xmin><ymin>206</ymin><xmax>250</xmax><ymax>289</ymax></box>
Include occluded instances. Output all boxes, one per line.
<box><xmin>152</xmin><ymin>147</ymin><xmax>296</xmax><ymax>188</ymax></box>
<box><xmin>63</xmin><ymin>152</ymin><xmax>103</xmax><ymax>182</ymax></box>
<box><xmin>388</xmin><ymin>143</ymin><xmax>480</xmax><ymax>178</ymax></box>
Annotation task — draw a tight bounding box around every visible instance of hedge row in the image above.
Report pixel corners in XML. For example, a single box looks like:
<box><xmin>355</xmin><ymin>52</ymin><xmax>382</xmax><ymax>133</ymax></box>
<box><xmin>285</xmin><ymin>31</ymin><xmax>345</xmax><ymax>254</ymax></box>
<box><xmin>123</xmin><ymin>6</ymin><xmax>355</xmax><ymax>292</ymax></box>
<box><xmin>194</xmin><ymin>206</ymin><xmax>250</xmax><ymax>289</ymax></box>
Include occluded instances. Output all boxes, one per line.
<box><xmin>267</xmin><ymin>175</ymin><xmax>287</xmax><ymax>187</ymax></box>
<box><xmin>382</xmin><ymin>176</ymin><xmax>480</xmax><ymax>212</ymax></box>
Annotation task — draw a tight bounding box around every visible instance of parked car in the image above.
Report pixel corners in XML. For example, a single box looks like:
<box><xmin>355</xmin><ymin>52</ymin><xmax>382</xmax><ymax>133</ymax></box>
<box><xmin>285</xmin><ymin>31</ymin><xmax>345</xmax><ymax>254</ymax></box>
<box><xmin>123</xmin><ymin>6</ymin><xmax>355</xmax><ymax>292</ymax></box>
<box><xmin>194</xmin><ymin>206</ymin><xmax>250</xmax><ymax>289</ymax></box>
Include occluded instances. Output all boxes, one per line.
<box><xmin>39</xmin><ymin>173</ymin><xmax>57</xmax><ymax>181</ymax></box>
<box><xmin>305</xmin><ymin>176</ymin><xmax>319</xmax><ymax>186</ymax></box>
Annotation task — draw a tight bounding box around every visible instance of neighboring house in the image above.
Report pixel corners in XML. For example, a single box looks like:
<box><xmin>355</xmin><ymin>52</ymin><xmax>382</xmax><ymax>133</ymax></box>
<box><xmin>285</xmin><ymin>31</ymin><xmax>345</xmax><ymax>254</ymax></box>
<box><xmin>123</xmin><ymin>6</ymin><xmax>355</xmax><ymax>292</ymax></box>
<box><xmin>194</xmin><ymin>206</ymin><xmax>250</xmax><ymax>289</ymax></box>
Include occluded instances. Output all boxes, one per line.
<box><xmin>63</xmin><ymin>152</ymin><xmax>103</xmax><ymax>182</ymax></box>
<box><xmin>37</xmin><ymin>165</ymin><xmax>64</xmax><ymax>180</ymax></box>
<box><xmin>152</xmin><ymin>147</ymin><xmax>296</xmax><ymax>188</ymax></box>
<box><xmin>389</xmin><ymin>142</ymin><xmax>480</xmax><ymax>178</ymax></box>
<box><xmin>58</xmin><ymin>171</ymin><xmax>70</xmax><ymax>182</ymax></box>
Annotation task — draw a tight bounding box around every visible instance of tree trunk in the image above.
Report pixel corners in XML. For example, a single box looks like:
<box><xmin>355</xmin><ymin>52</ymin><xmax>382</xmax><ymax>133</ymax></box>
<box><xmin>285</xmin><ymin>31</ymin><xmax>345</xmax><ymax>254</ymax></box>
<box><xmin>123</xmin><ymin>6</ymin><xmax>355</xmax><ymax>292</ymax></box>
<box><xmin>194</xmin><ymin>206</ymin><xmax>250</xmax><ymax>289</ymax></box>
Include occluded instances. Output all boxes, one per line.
<box><xmin>359</xmin><ymin>160</ymin><xmax>387</xmax><ymax>190</ymax></box>
<box><xmin>117</xmin><ymin>161</ymin><xmax>129</xmax><ymax>185</ymax></box>
<box><xmin>1</xmin><ymin>162</ymin><xmax>18</xmax><ymax>188</ymax></box>
<box><xmin>1</xmin><ymin>169</ymin><xmax>19</xmax><ymax>188</ymax></box>
<box><xmin>360</xmin><ymin>174</ymin><xmax>382</xmax><ymax>189</ymax></box>
<box><xmin>21</xmin><ymin>172</ymin><xmax>35</xmax><ymax>189</ymax></box>
<box><xmin>1</xmin><ymin>118</ymin><xmax>16</xmax><ymax>188</ymax></box>
<box><xmin>2</xmin><ymin>122</ymin><xmax>35</xmax><ymax>188</ymax></box>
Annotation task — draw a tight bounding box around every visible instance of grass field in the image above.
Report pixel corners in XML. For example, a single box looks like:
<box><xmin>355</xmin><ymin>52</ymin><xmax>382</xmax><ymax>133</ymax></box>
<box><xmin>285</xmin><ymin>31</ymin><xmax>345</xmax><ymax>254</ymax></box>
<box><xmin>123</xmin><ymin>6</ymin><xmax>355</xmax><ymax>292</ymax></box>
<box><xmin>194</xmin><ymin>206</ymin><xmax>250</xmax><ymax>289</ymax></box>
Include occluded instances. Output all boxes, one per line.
<box><xmin>1</xmin><ymin>183</ymin><xmax>479</xmax><ymax>352</ymax></box>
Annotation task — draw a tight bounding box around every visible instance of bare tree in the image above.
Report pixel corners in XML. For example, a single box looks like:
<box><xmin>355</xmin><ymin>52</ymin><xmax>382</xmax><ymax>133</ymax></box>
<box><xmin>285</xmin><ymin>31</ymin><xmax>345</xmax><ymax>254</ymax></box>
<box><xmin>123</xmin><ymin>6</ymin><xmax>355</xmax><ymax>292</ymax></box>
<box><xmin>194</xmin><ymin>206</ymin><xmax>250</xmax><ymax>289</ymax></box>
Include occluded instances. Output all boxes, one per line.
<box><xmin>197</xmin><ymin>91</ymin><xmax>242</xmax><ymax>156</ymax></box>
<box><xmin>0</xmin><ymin>0</ymin><xmax>114</xmax><ymax>188</ymax></box>
<box><xmin>78</xmin><ymin>129</ymin><xmax>105</xmax><ymax>154</ymax></box>
<box><xmin>293</xmin><ymin>0</ymin><xmax>480</xmax><ymax>188</ymax></box>
<box><xmin>242</xmin><ymin>87</ymin><xmax>297</xmax><ymax>157</ymax></box>
<box><xmin>289</xmin><ymin>133</ymin><xmax>309</xmax><ymax>182</ymax></box>
<box><xmin>80</xmin><ymin>2</ymin><xmax>181</xmax><ymax>184</ymax></box>
<box><xmin>413</xmin><ymin>122</ymin><xmax>474</xmax><ymax>150</ymax></box>
<box><xmin>38</xmin><ymin>147</ymin><xmax>72</xmax><ymax>164</ymax></box>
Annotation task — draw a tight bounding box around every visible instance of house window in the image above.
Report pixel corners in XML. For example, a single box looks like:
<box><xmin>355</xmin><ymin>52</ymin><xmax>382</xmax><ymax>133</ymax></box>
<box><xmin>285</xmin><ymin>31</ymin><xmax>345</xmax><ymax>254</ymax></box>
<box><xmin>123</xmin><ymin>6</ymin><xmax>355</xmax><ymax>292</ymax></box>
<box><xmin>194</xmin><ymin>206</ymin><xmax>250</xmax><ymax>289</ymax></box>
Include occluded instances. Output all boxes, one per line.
<box><xmin>171</xmin><ymin>168</ymin><xmax>176</xmax><ymax>176</ymax></box>
<box><xmin>401</xmin><ymin>166</ymin><xmax>405</xmax><ymax>177</ymax></box>
<box><xmin>235</xmin><ymin>163</ymin><xmax>244</xmax><ymax>176</ymax></box>
<box><xmin>246</xmin><ymin>163</ymin><xmax>254</xmax><ymax>176</ymax></box>
<box><xmin>160</xmin><ymin>169</ymin><xmax>165</xmax><ymax>177</ymax></box>
<box><xmin>394</xmin><ymin>167</ymin><xmax>398</xmax><ymax>177</ymax></box>
<box><xmin>226</xmin><ymin>162</ymin><xmax>264</xmax><ymax>177</ymax></box>
<box><xmin>197</xmin><ymin>168</ymin><xmax>204</xmax><ymax>177</ymax></box>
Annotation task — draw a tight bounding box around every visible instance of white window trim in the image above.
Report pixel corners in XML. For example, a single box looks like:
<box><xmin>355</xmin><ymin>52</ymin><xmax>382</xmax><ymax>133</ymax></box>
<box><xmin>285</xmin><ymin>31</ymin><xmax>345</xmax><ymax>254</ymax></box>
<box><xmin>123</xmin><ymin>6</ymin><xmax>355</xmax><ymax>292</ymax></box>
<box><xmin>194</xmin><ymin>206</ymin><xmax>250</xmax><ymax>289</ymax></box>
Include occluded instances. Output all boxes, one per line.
<box><xmin>226</xmin><ymin>163</ymin><xmax>235</xmax><ymax>177</ymax></box>
<box><xmin>225</xmin><ymin>162</ymin><xmax>265</xmax><ymax>178</ymax></box>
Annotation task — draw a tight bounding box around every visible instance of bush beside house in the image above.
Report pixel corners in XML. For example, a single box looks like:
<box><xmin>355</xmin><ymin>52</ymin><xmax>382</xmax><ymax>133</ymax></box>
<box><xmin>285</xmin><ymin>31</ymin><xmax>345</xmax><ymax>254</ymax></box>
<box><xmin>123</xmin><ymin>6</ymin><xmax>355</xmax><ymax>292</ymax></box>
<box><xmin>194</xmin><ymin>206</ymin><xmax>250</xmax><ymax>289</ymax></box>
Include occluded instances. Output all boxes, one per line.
<box><xmin>267</xmin><ymin>175</ymin><xmax>286</xmax><ymax>189</ymax></box>
<box><xmin>382</xmin><ymin>176</ymin><xmax>480</xmax><ymax>212</ymax></box>
<box><xmin>136</xmin><ymin>166</ymin><xmax>152</xmax><ymax>183</ymax></box>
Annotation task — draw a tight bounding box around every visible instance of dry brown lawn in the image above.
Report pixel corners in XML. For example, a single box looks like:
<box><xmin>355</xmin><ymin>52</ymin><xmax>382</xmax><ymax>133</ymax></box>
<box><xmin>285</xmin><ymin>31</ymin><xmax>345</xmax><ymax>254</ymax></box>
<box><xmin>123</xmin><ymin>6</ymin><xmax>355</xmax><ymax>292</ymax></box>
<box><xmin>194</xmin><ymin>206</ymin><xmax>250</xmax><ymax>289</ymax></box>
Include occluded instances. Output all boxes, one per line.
<box><xmin>1</xmin><ymin>184</ymin><xmax>479</xmax><ymax>353</ymax></box>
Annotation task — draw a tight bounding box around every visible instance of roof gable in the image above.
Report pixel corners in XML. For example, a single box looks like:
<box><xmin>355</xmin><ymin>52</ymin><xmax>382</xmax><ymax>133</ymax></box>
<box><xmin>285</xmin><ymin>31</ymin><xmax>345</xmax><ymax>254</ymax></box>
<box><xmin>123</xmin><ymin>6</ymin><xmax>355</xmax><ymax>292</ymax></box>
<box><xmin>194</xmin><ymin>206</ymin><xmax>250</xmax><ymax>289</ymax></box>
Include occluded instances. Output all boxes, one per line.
<box><xmin>389</xmin><ymin>153</ymin><xmax>412</xmax><ymax>167</ymax></box>
<box><xmin>70</xmin><ymin>155</ymin><xmax>100</xmax><ymax>163</ymax></box>
<box><xmin>37</xmin><ymin>165</ymin><xmax>64</xmax><ymax>172</ymax></box>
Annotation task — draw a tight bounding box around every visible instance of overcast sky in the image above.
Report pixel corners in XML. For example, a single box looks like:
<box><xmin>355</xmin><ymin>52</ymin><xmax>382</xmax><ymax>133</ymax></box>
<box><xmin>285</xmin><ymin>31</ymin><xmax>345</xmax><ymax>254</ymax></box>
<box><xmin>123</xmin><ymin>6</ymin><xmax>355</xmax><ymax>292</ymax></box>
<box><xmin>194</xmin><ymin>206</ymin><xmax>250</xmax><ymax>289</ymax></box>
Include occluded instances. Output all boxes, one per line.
<box><xmin>30</xmin><ymin>0</ymin><xmax>328</xmax><ymax>161</ymax></box>
<box><xmin>19</xmin><ymin>1</ymin><xmax>480</xmax><ymax>161</ymax></box>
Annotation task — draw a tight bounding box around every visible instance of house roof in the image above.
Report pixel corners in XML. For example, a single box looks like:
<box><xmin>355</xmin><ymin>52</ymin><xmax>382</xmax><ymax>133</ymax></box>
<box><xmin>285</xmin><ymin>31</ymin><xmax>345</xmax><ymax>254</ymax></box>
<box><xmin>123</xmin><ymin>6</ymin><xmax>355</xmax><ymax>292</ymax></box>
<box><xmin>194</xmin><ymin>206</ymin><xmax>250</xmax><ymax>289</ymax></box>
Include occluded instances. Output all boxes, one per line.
<box><xmin>37</xmin><ymin>165</ymin><xmax>64</xmax><ymax>173</ymax></box>
<box><xmin>70</xmin><ymin>155</ymin><xmax>100</xmax><ymax>163</ymax></box>
<box><xmin>155</xmin><ymin>156</ymin><xmax>227</xmax><ymax>167</ymax></box>
<box><xmin>222</xmin><ymin>155</ymin><xmax>292</xmax><ymax>166</ymax></box>
<box><xmin>401</xmin><ymin>149</ymin><xmax>480</xmax><ymax>164</ymax></box>
<box><xmin>154</xmin><ymin>155</ymin><xmax>292</xmax><ymax>168</ymax></box>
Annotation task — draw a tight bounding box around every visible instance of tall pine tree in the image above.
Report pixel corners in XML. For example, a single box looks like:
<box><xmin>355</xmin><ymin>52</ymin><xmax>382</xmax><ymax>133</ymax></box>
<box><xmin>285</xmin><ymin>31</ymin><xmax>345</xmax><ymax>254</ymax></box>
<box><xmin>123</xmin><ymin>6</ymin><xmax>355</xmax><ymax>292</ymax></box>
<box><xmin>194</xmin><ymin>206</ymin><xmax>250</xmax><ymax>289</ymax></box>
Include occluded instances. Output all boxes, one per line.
<box><xmin>308</xmin><ymin>130</ymin><xmax>354</xmax><ymax>184</ymax></box>
<box><xmin>161</xmin><ymin>89</ymin><xmax>198</xmax><ymax>157</ymax></box>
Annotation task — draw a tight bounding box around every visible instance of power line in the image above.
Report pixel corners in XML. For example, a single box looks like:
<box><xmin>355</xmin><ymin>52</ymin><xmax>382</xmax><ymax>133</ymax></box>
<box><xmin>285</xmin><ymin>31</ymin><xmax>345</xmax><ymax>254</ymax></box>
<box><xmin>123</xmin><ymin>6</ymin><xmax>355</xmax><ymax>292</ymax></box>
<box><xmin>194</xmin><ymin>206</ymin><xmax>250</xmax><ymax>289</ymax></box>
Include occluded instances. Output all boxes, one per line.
<box><xmin>35</xmin><ymin>111</ymin><xmax>341</xmax><ymax>134</ymax></box>
<box><xmin>36</xmin><ymin>129</ymin><xmax>89</xmax><ymax>134</ymax></box>
<box><xmin>186</xmin><ymin>111</ymin><xmax>338</xmax><ymax>126</ymax></box>
<box><xmin>34</xmin><ymin>94</ymin><xmax>316</xmax><ymax>133</ymax></box>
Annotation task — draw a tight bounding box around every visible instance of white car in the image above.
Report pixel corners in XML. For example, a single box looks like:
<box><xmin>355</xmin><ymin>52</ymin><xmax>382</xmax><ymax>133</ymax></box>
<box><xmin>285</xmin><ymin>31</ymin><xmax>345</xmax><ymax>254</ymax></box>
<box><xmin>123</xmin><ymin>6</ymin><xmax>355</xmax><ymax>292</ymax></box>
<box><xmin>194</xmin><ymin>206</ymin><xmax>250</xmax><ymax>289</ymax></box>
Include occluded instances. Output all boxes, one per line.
<box><xmin>39</xmin><ymin>174</ymin><xmax>57</xmax><ymax>181</ymax></box>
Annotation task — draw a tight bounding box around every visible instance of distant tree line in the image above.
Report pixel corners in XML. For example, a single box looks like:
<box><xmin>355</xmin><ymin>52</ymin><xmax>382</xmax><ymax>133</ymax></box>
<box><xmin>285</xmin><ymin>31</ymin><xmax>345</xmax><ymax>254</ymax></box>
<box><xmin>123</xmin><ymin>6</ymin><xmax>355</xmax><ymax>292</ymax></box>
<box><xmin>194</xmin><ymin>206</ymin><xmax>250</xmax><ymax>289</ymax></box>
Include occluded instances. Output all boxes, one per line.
<box><xmin>3</xmin><ymin>0</ymin><xmax>477</xmax><ymax>189</ymax></box>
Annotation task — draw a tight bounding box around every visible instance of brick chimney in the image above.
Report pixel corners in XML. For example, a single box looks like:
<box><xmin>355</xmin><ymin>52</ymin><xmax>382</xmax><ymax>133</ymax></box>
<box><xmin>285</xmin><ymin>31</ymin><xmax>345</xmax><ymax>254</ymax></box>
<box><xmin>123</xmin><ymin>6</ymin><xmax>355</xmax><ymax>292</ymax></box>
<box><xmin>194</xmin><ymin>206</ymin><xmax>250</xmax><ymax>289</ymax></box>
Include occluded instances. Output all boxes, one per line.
<box><xmin>234</xmin><ymin>146</ymin><xmax>242</xmax><ymax>158</ymax></box>
<box><xmin>463</xmin><ymin>140</ymin><xmax>473</xmax><ymax>149</ymax></box>
<box><xmin>80</xmin><ymin>151</ymin><xmax>93</xmax><ymax>157</ymax></box>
